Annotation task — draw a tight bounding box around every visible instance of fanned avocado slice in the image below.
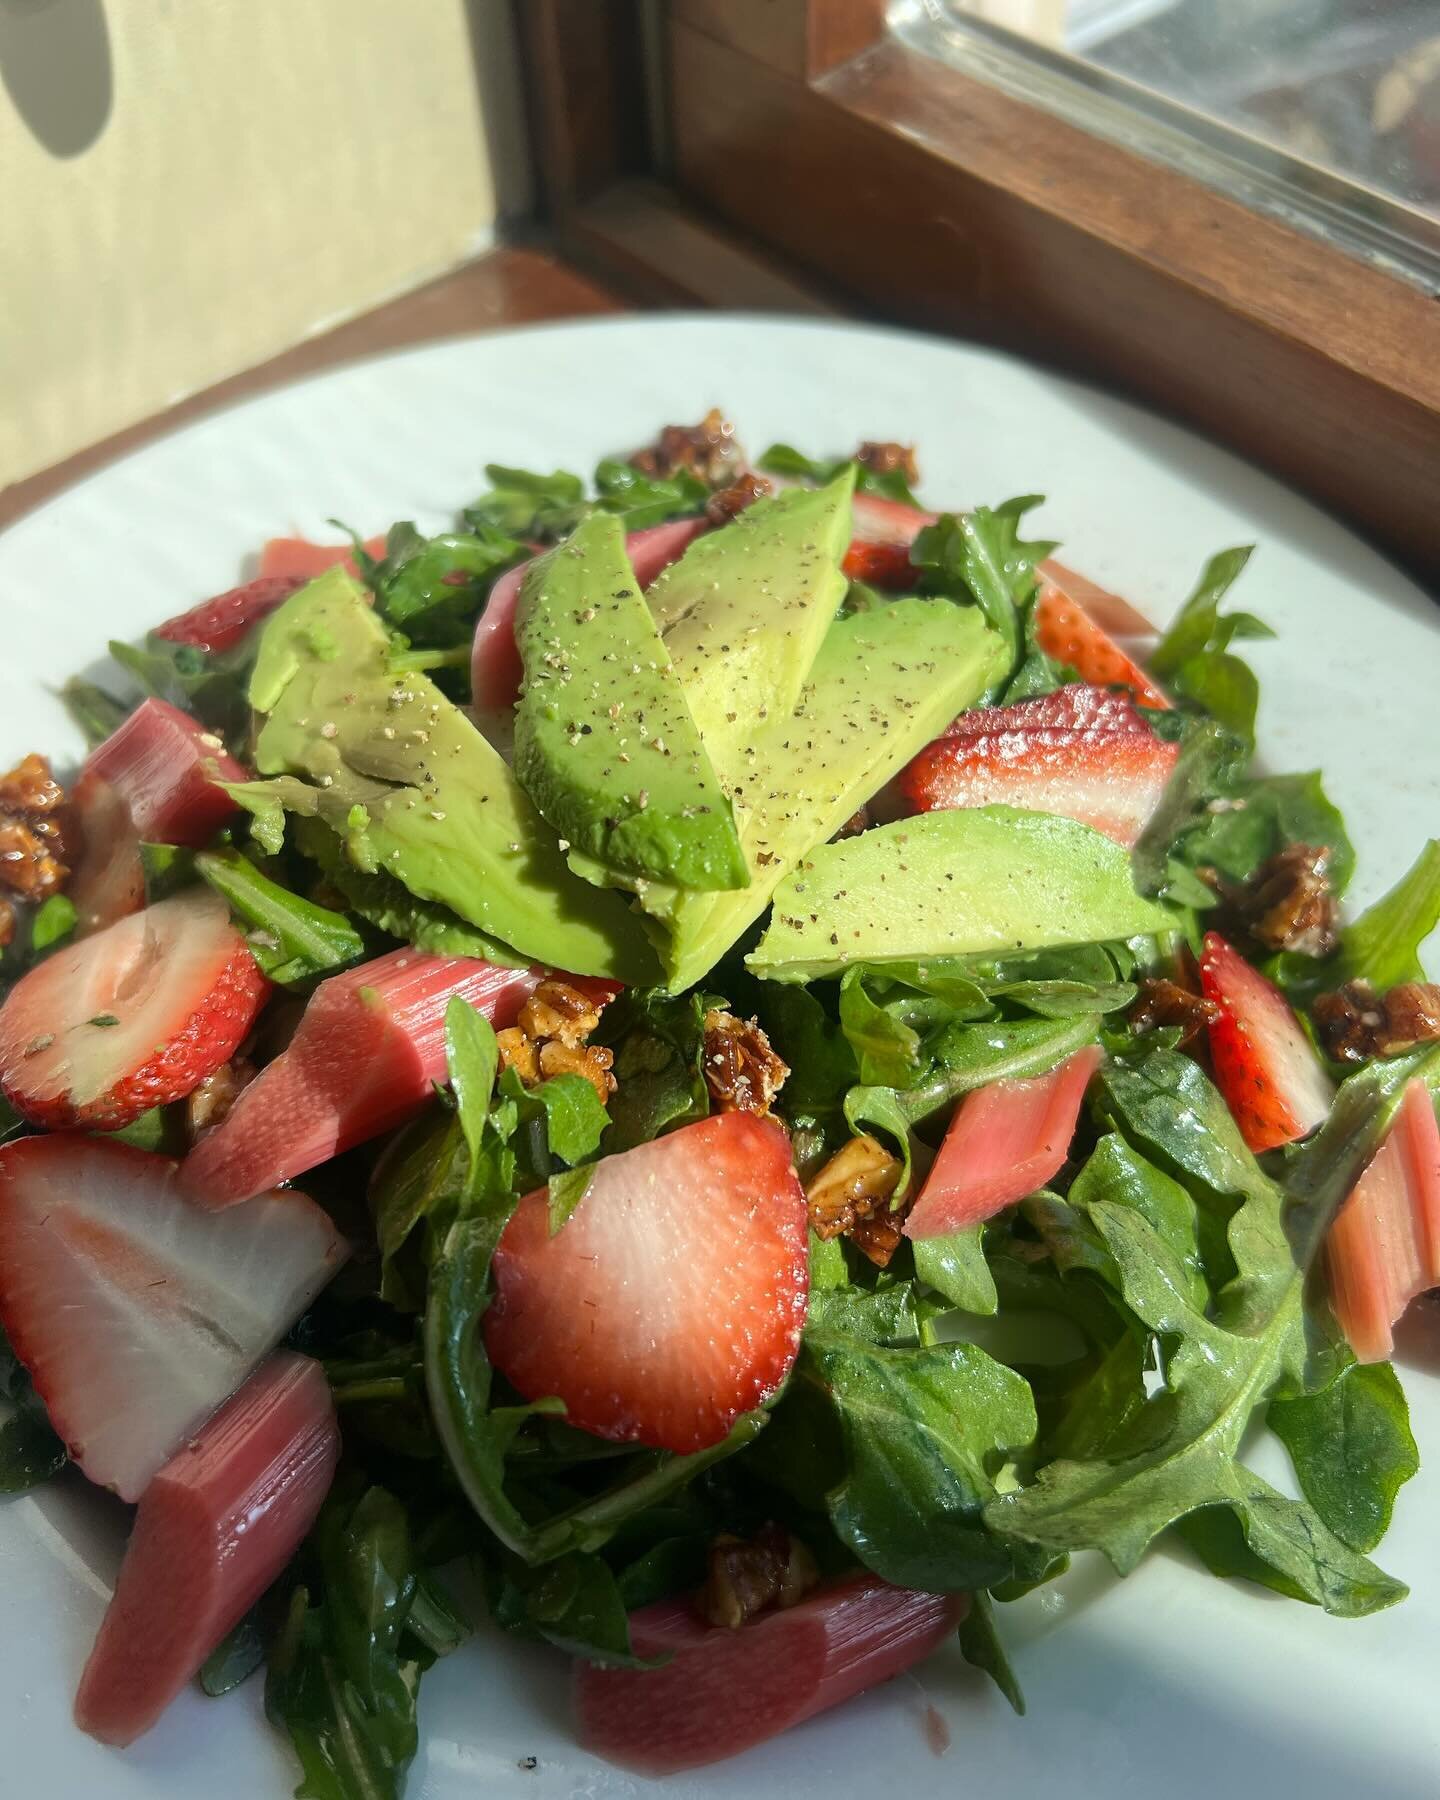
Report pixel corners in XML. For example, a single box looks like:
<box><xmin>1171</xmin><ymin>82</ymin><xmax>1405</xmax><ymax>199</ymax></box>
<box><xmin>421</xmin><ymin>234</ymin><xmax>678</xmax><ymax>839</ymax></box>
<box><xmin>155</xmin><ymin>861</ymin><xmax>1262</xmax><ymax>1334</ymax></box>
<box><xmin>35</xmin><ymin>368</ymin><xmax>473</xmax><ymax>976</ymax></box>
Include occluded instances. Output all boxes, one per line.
<box><xmin>238</xmin><ymin>569</ymin><xmax>660</xmax><ymax>983</ymax></box>
<box><xmin>747</xmin><ymin>807</ymin><xmax>1177</xmax><ymax>982</ymax></box>
<box><xmin>512</xmin><ymin>512</ymin><xmax>747</xmax><ymax>892</ymax></box>
<box><xmin>638</xmin><ymin>598</ymin><xmax>1009</xmax><ymax>993</ymax></box>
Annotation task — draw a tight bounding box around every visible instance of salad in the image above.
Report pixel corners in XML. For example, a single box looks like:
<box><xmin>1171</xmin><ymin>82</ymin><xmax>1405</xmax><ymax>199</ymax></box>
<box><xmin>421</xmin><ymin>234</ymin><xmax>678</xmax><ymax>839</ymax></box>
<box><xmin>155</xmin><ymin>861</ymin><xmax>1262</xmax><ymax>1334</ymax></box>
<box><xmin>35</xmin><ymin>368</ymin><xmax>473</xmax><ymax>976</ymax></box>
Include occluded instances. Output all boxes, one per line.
<box><xmin>0</xmin><ymin>412</ymin><xmax>1436</xmax><ymax>1794</ymax></box>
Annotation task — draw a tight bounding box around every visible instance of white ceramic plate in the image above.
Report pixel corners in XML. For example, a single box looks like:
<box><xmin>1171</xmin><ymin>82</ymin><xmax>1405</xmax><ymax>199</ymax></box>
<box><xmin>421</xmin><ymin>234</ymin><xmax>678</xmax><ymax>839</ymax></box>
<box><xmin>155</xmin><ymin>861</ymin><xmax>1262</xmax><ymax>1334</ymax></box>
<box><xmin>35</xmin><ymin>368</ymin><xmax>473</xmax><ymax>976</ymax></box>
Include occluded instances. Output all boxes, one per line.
<box><xmin>0</xmin><ymin>317</ymin><xmax>1436</xmax><ymax>1800</ymax></box>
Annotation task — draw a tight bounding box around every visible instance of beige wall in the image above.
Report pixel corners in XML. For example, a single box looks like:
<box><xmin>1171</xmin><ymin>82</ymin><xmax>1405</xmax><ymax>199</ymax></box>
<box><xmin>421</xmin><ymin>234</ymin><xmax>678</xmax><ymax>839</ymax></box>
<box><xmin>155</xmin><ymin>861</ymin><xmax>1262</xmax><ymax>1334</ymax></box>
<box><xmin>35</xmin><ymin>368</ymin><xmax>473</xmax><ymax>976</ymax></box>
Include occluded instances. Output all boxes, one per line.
<box><xmin>0</xmin><ymin>0</ymin><xmax>530</xmax><ymax>487</ymax></box>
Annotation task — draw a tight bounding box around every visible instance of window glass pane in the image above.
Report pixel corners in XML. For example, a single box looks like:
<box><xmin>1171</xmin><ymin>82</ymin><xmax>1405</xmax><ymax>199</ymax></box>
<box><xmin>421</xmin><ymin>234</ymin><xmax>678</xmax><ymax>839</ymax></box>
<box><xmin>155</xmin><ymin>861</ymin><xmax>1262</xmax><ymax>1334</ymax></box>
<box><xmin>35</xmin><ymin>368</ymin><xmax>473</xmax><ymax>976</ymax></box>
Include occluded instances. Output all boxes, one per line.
<box><xmin>895</xmin><ymin>0</ymin><xmax>1440</xmax><ymax>284</ymax></box>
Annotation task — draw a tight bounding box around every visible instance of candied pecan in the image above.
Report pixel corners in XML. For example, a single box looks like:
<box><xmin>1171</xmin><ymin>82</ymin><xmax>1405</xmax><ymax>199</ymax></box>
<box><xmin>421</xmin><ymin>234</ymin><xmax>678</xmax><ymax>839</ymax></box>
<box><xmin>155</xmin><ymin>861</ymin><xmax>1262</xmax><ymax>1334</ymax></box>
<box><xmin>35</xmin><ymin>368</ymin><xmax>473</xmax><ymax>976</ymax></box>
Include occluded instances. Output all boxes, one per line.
<box><xmin>1129</xmin><ymin>975</ymin><xmax>1220</xmax><ymax>1048</ymax></box>
<box><xmin>855</xmin><ymin>440</ymin><xmax>919</xmax><ymax>484</ymax></box>
<box><xmin>702</xmin><ymin>1009</ymin><xmax>789</xmax><ymax>1116</ymax></box>
<box><xmin>496</xmin><ymin>1026</ymin><xmax>540</xmax><ymax>1086</ymax></box>
<box><xmin>697</xmin><ymin>1523</ymin><xmax>819</xmax><ymax>1630</ymax></box>
<box><xmin>1314</xmin><ymin>979</ymin><xmax>1440</xmax><ymax>1064</ymax></box>
<box><xmin>831</xmin><ymin>805</ymin><xmax>871</xmax><ymax>842</ymax></box>
<box><xmin>0</xmin><ymin>754</ymin><xmax>66</xmax><ymax>823</ymax></box>
<box><xmin>629</xmin><ymin>408</ymin><xmax>740</xmax><ymax>487</ymax></box>
<box><xmin>186</xmin><ymin>1059</ymin><xmax>255</xmax><ymax>1141</ymax></box>
<box><xmin>705</xmin><ymin>469</ymin><xmax>772</xmax><ymax>526</ymax></box>
<box><xmin>518</xmin><ymin>978</ymin><xmax>603</xmax><ymax>1050</ymax></box>
<box><xmin>848</xmin><ymin>1208</ymin><xmax>905</xmax><ymax>1269</ymax></box>
<box><xmin>0</xmin><ymin>898</ymin><xmax>13</xmax><ymax>949</ymax></box>
<box><xmin>1224</xmin><ymin>844</ymin><xmax>1338</xmax><ymax>957</ymax></box>
<box><xmin>538</xmin><ymin>1037</ymin><xmax>616</xmax><ymax>1103</ymax></box>
<box><xmin>0</xmin><ymin>818</ymin><xmax>66</xmax><ymax>901</ymax></box>
<box><xmin>806</xmin><ymin>1133</ymin><xmax>904</xmax><ymax>1240</ymax></box>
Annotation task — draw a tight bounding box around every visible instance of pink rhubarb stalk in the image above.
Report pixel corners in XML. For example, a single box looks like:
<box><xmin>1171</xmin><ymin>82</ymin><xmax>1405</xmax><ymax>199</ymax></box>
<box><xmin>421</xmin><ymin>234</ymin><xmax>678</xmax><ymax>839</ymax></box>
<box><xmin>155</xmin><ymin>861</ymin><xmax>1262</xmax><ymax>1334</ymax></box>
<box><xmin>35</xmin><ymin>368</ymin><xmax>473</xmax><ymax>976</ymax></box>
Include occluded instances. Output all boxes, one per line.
<box><xmin>575</xmin><ymin>1573</ymin><xmax>968</xmax><ymax>1775</ymax></box>
<box><xmin>74</xmin><ymin>1352</ymin><xmax>339</xmax><ymax>1746</ymax></box>
<box><xmin>470</xmin><ymin>516</ymin><xmax>710</xmax><ymax>738</ymax></box>
<box><xmin>83</xmin><ymin>697</ymin><xmax>249</xmax><ymax>847</ymax></box>
<box><xmin>181</xmin><ymin>951</ymin><xmax>545</xmax><ymax>1208</ymax></box>
<box><xmin>1327</xmin><ymin>1079</ymin><xmax>1440</xmax><ymax>1362</ymax></box>
<box><xmin>905</xmin><ymin>1046</ymin><xmax>1104</xmax><ymax>1239</ymax></box>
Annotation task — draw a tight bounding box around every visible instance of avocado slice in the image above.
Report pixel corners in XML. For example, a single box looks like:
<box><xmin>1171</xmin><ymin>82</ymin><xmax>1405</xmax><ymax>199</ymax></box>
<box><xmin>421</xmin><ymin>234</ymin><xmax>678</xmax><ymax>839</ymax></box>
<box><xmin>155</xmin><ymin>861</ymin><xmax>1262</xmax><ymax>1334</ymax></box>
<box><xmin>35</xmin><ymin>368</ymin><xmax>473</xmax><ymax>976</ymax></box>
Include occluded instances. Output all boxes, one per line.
<box><xmin>638</xmin><ymin>598</ymin><xmax>1008</xmax><ymax>992</ymax></box>
<box><xmin>239</xmin><ymin>569</ymin><xmax>660</xmax><ymax>983</ymax></box>
<box><xmin>512</xmin><ymin>512</ymin><xmax>747</xmax><ymax>891</ymax></box>
<box><xmin>647</xmin><ymin>469</ymin><xmax>855</xmax><ymax>785</ymax></box>
<box><xmin>746</xmin><ymin>807</ymin><xmax>1176</xmax><ymax>982</ymax></box>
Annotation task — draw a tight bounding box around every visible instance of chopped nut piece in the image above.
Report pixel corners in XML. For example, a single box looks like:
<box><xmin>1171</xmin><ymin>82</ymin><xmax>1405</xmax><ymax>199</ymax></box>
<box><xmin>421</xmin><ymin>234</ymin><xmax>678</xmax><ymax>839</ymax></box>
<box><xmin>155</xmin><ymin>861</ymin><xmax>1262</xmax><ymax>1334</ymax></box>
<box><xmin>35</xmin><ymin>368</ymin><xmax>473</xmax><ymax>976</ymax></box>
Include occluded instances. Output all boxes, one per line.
<box><xmin>702</xmin><ymin>1009</ymin><xmax>789</xmax><ymax>1116</ymax></box>
<box><xmin>848</xmin><ymin>1208</ymin><xmax>905</xmax><ymax>1269</ymax></box>
<box><xmin>831</xmin><ymin>805</ymin><xmax>870</xmax><ymax>842</ymax></box>
<box><xmin>186</xmin><ymin>1059</ymin><xmax>254</xmax><ymax>1141</ymax></box>
<box><xmin>1314</xmin><ymin>979</ymin><xmax>1440</xmax><ymax>1064</ymax></box>
<box><xmin>629</xmin><ymin>408</ymin><xmax>740</xmax><ymax>487</ymax></box>
<box><xmin>855</xmin><ymin>440</ymin><xmax>919</xmax><ymax>484</ymax></box>
<box><xmin>496</xmin><ymin>1026</ymin><xmax>541</xmax><ymax>1087</ymax></box>
<box><xmin>0</xmin><ymin>753</ymin><xmax>66</xmax><ymax>821</ymax></box>
<box><xmin>0</xmin><ymin>818</ymin><xmax>66</xmax><ymax>901</ymax></box>
<box><xmin>697</xmin><ymin>1523</ymin><xmax>819</xmax><ymax>1630</ymax></box>
<box><xmin>705</xmin><ymin>469</ymin><xmax>773</xmax><ymax>526</ymax></box>
<box><xmin>517</xmin><ymin>978</ymin><xmax>604</xmax><ymax>1050</ymax></box>
<box><xmin>1129</xmin><ymin>975</ymin><xmax>1220</xmax><ymax>1048</ymax></box>
<box><xmin>0</xmin><ymin>898</ymin><xmax>14</xmax><ymax>949</ymax></box>
<box><xmin>805</xmin><ymin>1133</ymin><xmax>904</xmax><ymax>1240</ymax></box>
<box><xmin>1224</xmin><ymin>843</ymin><xmax>1338</xmax><ymax>957</ymax></box>
<box><xmin>538</xmin><ymin>1037</ymin><xmax>616</xmax><ymax>1103</ymax></box>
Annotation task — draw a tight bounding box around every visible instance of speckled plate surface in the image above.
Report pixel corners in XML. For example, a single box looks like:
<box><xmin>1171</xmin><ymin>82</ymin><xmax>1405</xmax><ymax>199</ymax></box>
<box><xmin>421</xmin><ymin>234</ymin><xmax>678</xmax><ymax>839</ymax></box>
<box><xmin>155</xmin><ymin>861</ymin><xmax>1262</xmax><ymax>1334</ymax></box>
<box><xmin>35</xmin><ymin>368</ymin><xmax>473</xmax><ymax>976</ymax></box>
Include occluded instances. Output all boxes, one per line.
<box><xmin>1</xmin><ymin>316</ymin><xmax>1436</xmax><ymax>1800</ymax></box>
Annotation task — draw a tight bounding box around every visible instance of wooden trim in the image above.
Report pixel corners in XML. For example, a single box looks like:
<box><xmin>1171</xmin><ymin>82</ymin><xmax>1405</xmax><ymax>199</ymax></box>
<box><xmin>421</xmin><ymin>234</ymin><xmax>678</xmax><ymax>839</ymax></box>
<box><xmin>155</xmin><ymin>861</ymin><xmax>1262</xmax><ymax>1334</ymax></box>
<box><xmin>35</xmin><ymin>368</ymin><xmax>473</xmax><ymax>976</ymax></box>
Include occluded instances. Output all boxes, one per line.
<box><xmin>671</xmin><ymin>0</ymin><xmax>888</xmax><ymax>78</ymax></box>
<box><xmin>667</xmin><ymin>19</ymin><xmax>1440</xmax><ymax>584</ymax></box>
<box><xmin>515</xmin><ymin>0</ymin><xmax>651</xmax><ymax>212</ymax></box>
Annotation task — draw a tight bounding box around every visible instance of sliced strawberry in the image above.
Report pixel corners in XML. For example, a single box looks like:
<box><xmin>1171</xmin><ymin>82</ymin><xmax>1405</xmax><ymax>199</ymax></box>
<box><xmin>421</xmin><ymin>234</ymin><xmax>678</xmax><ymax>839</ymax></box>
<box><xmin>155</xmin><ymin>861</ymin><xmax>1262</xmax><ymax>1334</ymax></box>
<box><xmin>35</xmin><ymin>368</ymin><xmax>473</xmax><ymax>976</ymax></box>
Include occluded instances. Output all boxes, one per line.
<box><xmin>575</xmin><ymin>1574</ymin><xmax>967</xmax><ymax>1775</ymax></box>
<box><xmin>152</xmin><ymin>574</ymin><xmax>306</xmax><ymax>655</ymax></box>
<box><xmin>844</xmin><ymin>492</ymin><xmax>938</xmax><ymax>591</ymax></box>
<box><xmin>841</xmin><ymin>539</ymin><xmax>917</xmax><ymax>589</ymax></box>
<box><xmin>1200</xmin><ymin>932</ymin><xmax>1334</xmax><ymax>1152</ymax></box>
<box><xmin>181</xmin><ymin>950</ymin><xmax>544</xmax><ymax>1208</ymax></box>
<box><xmin>0</xmin><ymin>890</ymin><xmax>270</xmax><ymax>1131</ymax></box>
<box><xmin>905</xmin><ymin>1046</ymin><xmax>1103</xmax><ymax>1239</ymax></box>
<box><xmin>486</xmin><ymin>1113</ymin><xmax>808</xmax><ymax>1454</ymax></box>
<box><xmin>899</xmin><ymin>721</ymin><xmax>1178</xmax><ymax>847</ymax></box>
<box><xmin>258</xmin><ymin>533</ymin><xmax>388</xmax><ymax>581</ymax></box>
<box><xmin>0</xmin><ymin>1136</ymin><xmax>346</xmax><ymax>1500</ymax></box>
<box><xmin>1037</xmin><ymin>560</ymin><xmax>1157</xmax><ymax>644</ymax></box>
<box><xmin>74</xmin><ymin>1351</ymin><xmax>339</xmax><ymax>1745</ymax></box>
<box><xmin>1328</xmin><ymin>1079</ymin><xmax>1440</xmax><ymax>1362</ymax></box>
<box><xmin>944</xmin><ymin>682</ymin><xmax>1150</xmax><ymax>738</ymax></box>
<box><xmin>1034</xmin><ymin>580</ymin><xmax>1170</xmax><ymax>707</ymax></box>
<box><xmin>83</xmin><ymin>696</ymin><xmax>248</xmax><ymax>846</ymax></box>
<box><xmin>470</xmin><ymin>516</ymin><xmax>708</xmax><ymax>740</ymax></box>
<box><xmin>66</xmin><ymin>769</ymin><xmax>145</xmax><ymax>937</ymax></box>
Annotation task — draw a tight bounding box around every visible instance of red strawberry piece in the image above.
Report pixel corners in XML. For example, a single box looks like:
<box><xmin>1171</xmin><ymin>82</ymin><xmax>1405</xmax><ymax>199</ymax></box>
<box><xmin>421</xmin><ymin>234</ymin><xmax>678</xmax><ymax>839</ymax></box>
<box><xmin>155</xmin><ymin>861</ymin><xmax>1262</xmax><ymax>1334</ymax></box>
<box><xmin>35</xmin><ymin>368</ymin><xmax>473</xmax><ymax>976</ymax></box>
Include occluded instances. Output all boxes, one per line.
<box><xmin>944</xmin><ymin>682</ymin><xmax>1150</xmax><ymax>738</ymax></box>
<box><xmin>0</xmin><ymin>890</ymin><xmax>269</xmax><ymax>1131</ymax></box>
<box><xmin>83</xmin><ymin>696</ymin><xmax>248</xmax><ymax>846</ymax></box>
<box><xmin>1200</xmin><ymin>931</ymin><xmax>1334</xmax><ymax>1152</ymax></box>
<box><xmin>905</xmin><ymin>1046</ymin><xmax>1104</xmax><ymax>1239</ymax></box>
<box><xmin>152</xmin><ymin>574</ymin><xmax>305</xmax><ymax>655</ymax></box>
<box><xmin>0</xmin><ymin>1136</ymin><xmax>346</xmax><ymax>1500</ymax></box>
<box><xmin>844</xmin><ymin>492</ymin><xmax>939</xmax><ymax>591</ymax></box>
<box><xmin>182</xmin><ymin>950</ymin><xmax>545</xmax><ymax>1208</ymax></box>
<box><xmin>74</xmin><ymin>1352</ymin><xmax>339</xmax><ymax>1745</ymax></box>
<box><xmin>841</xmin><ymin>538</ymin><xmax>916</xmax><ymax>589</ymax></box>
<box><xmin>1038</xmin><ymin>559</ymin><xmax>1157</xmax><ymax>643</ymax></box>
<box><xmin>486</xmin><ymin>1113</ymin><xmax>808</xmax><ymax>1454</ymax></box>
<box><xmin>1327</xmin><ymin>1079</ymin><xmax>1440</xmax><ymax>1362</ymax></box>
<box><xmin>575</xmin><ymin>1574</ymin><xmax>967</xmax><ymax>1775</ymax></box>
<box><xmin>1034</xmin><ymin>581</ymin><xmax>1170</xmax><ymax>707</ymax></box>
<box><xmin>470</xmin><ymin>517</ymin><xmax>707</xmax><ymax>742</ymax></box>
<box><xmin>257</xmin><ymin>533</ymin><xmax>388</xmax><ymax>581</ymax></box>
<box><xmin>899</xmin><ymin>721</ymin><xmax>1179</xmax><ymax>848</ymax></box>
<box><xmin>66</xmin><ymin>769</ymin><xmax>146</xmax><ymax>938</ymax></box>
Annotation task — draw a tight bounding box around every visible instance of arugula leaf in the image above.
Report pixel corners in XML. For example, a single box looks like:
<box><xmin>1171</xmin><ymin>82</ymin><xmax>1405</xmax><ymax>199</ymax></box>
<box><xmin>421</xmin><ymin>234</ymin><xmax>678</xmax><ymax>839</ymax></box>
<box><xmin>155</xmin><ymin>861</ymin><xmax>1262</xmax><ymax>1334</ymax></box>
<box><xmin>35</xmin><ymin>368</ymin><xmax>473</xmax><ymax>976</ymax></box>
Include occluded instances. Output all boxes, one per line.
<box><xmin>0</xmin><ymin>1379</ymin><xmax>66</xmax><ymax>1493</ymax></box>
<box><xmin>1068</xmin><ymin>1133</ymin><xmax>1208</xmax><ymax>1311</ymax></box>
<box><xmin>444</xmin><ymin>997</ymin><xmax>499</xmax><ymax>1186</ymax></box>
<box><xmin>1178</xmin><ymin>770</ymin><xmax>1355</xmax><ymax>896</ymax></box>
<box><xmin>757</xmin><ymin>442</ymin><xmax>920</xmax><ymax>506</ymax></box>
<box><xmin>800</xmin><ymin>1330</ymin><xmax>1038</xmax><ymax>1591</ymax></box>
<box><xmin>910</xmin><ymin>498</ymin><xmax>1057</xmax><ymax>680</ymax></box>
<box><xmin>106</xmin><ymin>632</ymin><xmax>255</xmax><ymax>749</ymax></box>
<box><xmin>546</xmin><ymin>1165</ymin><xmax>595</xmax><ymax>1235</ymax></box>
<box><xmin>957</xmin><ymin>1590</ymin><xmax>1026</xmax><ymax>1715</ymax></box>
<box><xmin>369</xmin><ymin>1109</ymin><xmax>468</xmax><ymax>1311</ymax></box>
<box><xmin>912</xmin><ymin>1228</ymin><xmax>998</xmax><ymax>1316</ymax></box>
<box><xmin>508</xmin><ymin>1072</ymin><xmax>609</xmax><ymax>1170</ymax></box>
<box><xmin>200</xmin><ymin>1609</ymin><xmax>266</xmax><ymax>1697</ymax></box>
<box><xmin>593</xmin><ymin>457</ymin><xmax>708</xmax><ymax>529</ymax></box>
<box><xmin>838</xmin><ymin>967</ymin><xmax>923</xmax><ymax>1088</ymax></box>
<box><xmin>30</xmin><ymin>894</ymin><xmax>75</xmax><ymax>953</ymax></box>
<box><xmin>195</xmin><ymin>849</ymin><xmax>366</xmax><ymax>987</ymax></box>
<box><xmin>58</xmin><ymin>676</ymin><xmax>129</xmax><ymax>749</ymax></box>
<box><xmin>1268</xmin><ymin>1359</ymin><xmax>1418</xmax><ymax>1554</ymax></box>
<box><xmin>463</xmin><ymin>464</ymin><xmax>588</xmax><ymax>541</ymax></box>
<box><xmin>370</xmin><ymin>522</ymin><xmax>524</xmax><ymax>650</ymax></box>
<box><xmin>107</xmin><ymin>1104</ymin><xmax>189</xmax><ymax>1154</ymax></box>
<box><xmin>599</xmin><ymin>989</ymin><xmax>711</xmax><ymax>1154</ymax></box>
<box><xmin>1149</xmin><ymin>547</ymin><xmax>1257</xmax><ymax>681</ymax></box>
<box><xmin>1279</xmin><ymin>840</ymin><xmax>1440</xmax><ymax>1007</ymax></box>
<box><xmin>493</xmin><ymin>1551</ymin><xmax>657</xmax><ymax>1665</ymax></box>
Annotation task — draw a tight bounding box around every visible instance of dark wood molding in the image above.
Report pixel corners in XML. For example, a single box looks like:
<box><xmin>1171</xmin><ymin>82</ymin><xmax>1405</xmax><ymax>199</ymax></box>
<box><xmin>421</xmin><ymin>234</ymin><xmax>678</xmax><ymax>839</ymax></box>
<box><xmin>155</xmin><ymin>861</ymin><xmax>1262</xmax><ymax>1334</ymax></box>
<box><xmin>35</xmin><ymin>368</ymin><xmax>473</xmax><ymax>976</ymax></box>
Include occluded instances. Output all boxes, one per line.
<box><xmin>515</xmin><ymin>0</ymin><xmax>652</xmax><ymax>213</ymax></box>
<box><xmin>667</xmin><ymin>18</ymin><xmax>1440</xmax><ymax>584</ymax></box>
<box><xmin>672</xmin><ymin>0</ymin><xmax>888</xmax><ymax>77</ymax></box>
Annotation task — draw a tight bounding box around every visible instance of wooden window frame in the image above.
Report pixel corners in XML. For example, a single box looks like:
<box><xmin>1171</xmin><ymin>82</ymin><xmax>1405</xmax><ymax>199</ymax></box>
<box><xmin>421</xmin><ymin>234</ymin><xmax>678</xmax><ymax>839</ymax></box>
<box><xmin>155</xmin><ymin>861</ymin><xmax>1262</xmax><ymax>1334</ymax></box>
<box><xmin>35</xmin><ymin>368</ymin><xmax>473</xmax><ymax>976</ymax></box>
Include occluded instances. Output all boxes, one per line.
<box><xmin>520</xmin><ymin>0</ymin><xmax>1440</xmax><ymax>587</ymax></box>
